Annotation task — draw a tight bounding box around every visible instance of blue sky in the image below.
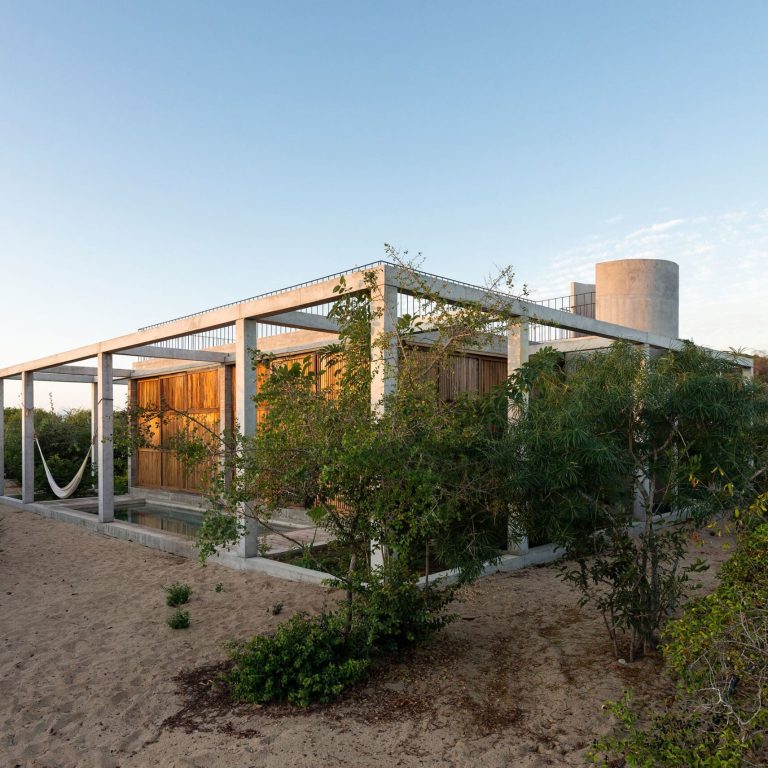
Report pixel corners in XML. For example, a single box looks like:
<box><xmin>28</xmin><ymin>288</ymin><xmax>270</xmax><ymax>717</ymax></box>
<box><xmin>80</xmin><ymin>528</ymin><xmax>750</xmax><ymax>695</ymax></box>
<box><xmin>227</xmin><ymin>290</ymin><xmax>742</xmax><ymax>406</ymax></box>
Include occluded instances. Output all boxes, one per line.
<box><xmin>1</xmin><ymin>1</ymin><xmax>767</xmax><ymax>410</ymax></box>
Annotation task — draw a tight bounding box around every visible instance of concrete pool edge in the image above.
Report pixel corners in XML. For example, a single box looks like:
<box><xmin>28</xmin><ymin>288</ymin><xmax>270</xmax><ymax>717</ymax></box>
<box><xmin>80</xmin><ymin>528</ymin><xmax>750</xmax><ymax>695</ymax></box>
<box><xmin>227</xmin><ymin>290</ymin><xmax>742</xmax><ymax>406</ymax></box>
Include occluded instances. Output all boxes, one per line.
<box><xmin>1</xmin><ymin>496</ymin><xmax>585</xmax><ymax>586</ymax></box>
<box><xmin>0</xmin><ymin>496</ymin><xmax>334</xmax><ymax>585</ymax></box>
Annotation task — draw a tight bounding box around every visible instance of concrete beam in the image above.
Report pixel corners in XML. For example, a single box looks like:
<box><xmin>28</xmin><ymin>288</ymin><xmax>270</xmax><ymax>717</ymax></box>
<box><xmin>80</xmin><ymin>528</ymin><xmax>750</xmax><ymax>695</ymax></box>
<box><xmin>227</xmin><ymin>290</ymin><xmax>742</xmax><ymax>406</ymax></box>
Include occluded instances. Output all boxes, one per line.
<box><xmin>97</xmin><ymin>353</ymin><xmax>114</xmax><ymax>523</ymax></box>
<box><xmin>370</xmin><ymin>265</ymin><xmax>399</xmax><ymax>411</ymax></box>
<box><xmin>128</xmin><ymin>360</ymin><xmax>222</xmax><ymax>380</ymax></box>
<box><xmin>532</xmin><ymin>335</ymin><xmax>614</xmax><ymax>354</ymax></box>
<box><xmin>261</xmin><ymin>311</ymin><xmax>339</xmax><ymax>334</ymax></box>
<box><xmin>0</xmin><ymin>271</ymin><xmax>370</xmax><ymax>378</ymax></box>
<box><xmin>5</xmin><ymin>373</ymin><xmax>97</xmax><ymax>383</ymax></box>
<box><xmin>400</xmin><ymin>273</ymin><xmax>685</xmax><ymax>349</ymax></box>
<box><xmin>40</xmin><ymin>365</ymin><xmax>134</xmax><ymax>378</ymax></box>
<box><xmin>21</xmin><ymin>372</ymin><xmax>34</xmax><ymax>503</ymax></box>
<box><xmin>1</xmin><ymin>263</ymin><xmax>751</xmax><ymax>380</ymax></box>
<box><xmin>121</xmin><ymin>345</ymin><xmax>232</xmax><ymax>363</ymax></box>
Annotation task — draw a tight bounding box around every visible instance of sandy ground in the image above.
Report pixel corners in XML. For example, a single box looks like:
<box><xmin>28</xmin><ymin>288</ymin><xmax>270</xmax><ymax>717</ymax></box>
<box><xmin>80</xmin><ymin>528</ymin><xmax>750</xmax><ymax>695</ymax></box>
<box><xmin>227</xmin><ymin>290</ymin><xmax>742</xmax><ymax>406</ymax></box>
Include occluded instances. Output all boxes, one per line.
<box><xmin>0</xmin><ymin>503</ymin><xmax>732</xmax><ymax>768</ymax></box>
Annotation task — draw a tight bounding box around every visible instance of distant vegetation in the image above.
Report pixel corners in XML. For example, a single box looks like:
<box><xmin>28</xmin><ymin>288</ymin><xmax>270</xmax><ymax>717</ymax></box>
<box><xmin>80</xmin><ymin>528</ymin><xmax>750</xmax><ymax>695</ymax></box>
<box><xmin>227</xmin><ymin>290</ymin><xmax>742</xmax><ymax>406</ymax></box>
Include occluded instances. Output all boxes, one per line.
<box><xmin>755</xmin><ymin>353</ymin><xmax>768</xmax><ymax>385</ymax></box>
<box><xmin>2</xmin><ymin>406</ymin><xmax>129</xmax><ymax>498</ymax></box>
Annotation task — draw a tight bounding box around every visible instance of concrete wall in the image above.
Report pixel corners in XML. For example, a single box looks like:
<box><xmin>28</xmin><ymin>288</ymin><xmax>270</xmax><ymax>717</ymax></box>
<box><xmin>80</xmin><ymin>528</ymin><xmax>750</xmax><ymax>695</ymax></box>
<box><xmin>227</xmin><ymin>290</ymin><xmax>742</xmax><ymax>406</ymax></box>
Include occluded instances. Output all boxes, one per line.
<box><xmin>569</xmin><ymin>281</ymin><xmax>596</xmax><ymax>317</ymax></box>
<box><xmin>595</xmin><ymin>259</ymin><xmax>679</xmax><ymax>339</ymax></box>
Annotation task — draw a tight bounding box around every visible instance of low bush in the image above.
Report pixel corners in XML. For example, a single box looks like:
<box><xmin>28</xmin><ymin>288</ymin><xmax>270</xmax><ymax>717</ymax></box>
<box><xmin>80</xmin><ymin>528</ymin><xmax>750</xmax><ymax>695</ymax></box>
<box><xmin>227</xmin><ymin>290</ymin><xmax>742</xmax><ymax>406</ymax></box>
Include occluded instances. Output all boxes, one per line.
<box><xmin>351</xmin><ymin>563</ymin><xmax>455</xmax><ymax>655</ymax></box>
<box><xmin>164</xmin><ymin>582</ymin><xmax>192</xmax><ymax>607</ymax></box>
<box><xmin>226</xmin><ymin>569</ymin><xmax>453</xmax><ymax>708</ymax></box>
<box><xmin>591</xmin><ymin>522</ymin><xmax>768</xmax><ymax>767</ymax></box>
<box><xmin>226</xmin><ymin>611</ymin><xmax>371</xmax><ymax>707</ymax></box>
<box><xmin>167</xmin><ymin>609</ymin><xmax>191</xmax><ymax>629</ymax></box>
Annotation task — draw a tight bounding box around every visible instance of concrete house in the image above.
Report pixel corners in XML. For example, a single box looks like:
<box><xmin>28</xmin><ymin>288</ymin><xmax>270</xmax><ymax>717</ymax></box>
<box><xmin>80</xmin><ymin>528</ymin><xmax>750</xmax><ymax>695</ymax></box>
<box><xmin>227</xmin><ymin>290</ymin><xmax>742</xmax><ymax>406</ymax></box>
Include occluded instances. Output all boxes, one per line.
<box><xmin>0</xmin><ymin>258</ymin><xmax>752</xmax><ymax>574</ymax></box>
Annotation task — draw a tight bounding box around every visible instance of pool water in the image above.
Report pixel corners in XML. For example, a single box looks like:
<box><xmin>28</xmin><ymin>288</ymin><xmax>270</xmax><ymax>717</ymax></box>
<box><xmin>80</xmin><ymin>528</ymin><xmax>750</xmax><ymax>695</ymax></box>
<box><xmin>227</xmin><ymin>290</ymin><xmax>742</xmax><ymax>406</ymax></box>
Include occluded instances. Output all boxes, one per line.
<box><xmin>79</xmin><ymin>502</ymin><xmax>297</xmax><ymax>542</ymax></box>
<box><xmin>111</xmin><ymin>504</ymin><xmax>203</xmax><ymax>540</ymax></box>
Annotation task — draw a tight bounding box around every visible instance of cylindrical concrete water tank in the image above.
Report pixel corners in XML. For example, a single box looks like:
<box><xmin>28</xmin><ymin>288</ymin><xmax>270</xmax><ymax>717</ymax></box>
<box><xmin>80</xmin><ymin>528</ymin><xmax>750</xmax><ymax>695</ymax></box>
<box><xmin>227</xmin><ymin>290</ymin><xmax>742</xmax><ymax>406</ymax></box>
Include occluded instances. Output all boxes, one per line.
<box><xmin>595</xmin><ymin>259</ymin><xmax>679</xmax><ymax>338</ymax></box>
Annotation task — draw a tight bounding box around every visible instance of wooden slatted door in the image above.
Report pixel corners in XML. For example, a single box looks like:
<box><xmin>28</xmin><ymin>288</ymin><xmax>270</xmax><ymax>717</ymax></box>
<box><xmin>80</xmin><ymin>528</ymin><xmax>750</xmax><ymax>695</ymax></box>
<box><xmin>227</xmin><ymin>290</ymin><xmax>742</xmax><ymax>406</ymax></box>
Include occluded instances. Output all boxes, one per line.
<box><xmin>136</xmin><ymin>378</ymin><xmax>162</xmax><ymax>487</ymax></box>
<box><xmin>135</xmin><ymin>369</ymin><xmax>220</xmax><ymax>493</ymax></box>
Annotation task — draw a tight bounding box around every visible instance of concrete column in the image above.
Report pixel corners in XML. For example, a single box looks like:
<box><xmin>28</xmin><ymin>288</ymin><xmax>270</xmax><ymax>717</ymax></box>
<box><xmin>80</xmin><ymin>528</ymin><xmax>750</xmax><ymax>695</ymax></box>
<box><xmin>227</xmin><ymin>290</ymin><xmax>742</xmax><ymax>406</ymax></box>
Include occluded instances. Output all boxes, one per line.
<box><xmin>507</xmin><ymin>321</ymin><xmax>530</xmax><ymax>554</ymax></box>
<box><xmin>126</xmin><ymin>379</ymin><xmax>137</xmax><ymax>491</ymax></box>
<box><xmin>97</xmin><ymin>353</ymin><xmax>114</xmax><ymax>523</ymax></box>
<box><xmin>21</xmin><ymin>371</ymin><xmax>34</xmax><ymax>503</ymax></box>
<box><xmin>369</xmin><ymin>267</ymin><xmax>398</xmax><ymax>569</ymax></box>
<box><xmin>369</xmin><ymin>267</ymin><xmax>399</xmax><ymax>414</ymax></box>
<box><xmin>219</xmin><ymin>364</ymin><xmax>233</xmax><ymax>490</ymax></box>
<box><xmin>91</xmin><ymin>381</ymin><xmax>98</xmax><ymax>487</ymax></box>
<box><xmin>233</xmin><ymin>319</ymin><xmax>259</xmax><ymax>556</ymax></box>
<box><xmin>633</xmin><ymin>344</ymin><xmax>652</xmax><ymax>521</ymax></box>
<box><xmin>0</xmin><ymin>379</ymin><xmax>5</xmax><ymax>497</ymax></box>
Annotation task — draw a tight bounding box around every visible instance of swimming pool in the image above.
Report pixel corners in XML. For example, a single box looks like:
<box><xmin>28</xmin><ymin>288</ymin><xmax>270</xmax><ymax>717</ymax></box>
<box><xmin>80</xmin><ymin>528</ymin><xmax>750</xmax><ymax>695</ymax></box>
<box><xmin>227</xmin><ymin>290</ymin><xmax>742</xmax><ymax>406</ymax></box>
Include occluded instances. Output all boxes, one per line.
<box><xmin>96</xmin><ymin>503</ymin><xmax>203</xmax><ymax>539</ymax></box>
<box><xmin>77</xmin><ymin>501</ymin><xmax>296</xmax><ymax>541</ymax></box>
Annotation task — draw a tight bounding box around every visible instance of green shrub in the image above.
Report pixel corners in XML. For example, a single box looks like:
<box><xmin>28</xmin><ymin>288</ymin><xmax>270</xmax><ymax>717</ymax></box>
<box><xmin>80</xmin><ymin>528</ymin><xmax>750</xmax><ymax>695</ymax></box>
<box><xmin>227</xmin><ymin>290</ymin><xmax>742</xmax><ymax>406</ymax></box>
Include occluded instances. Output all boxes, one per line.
<box><xmin>664</xmin><ymin>523</ymin><xmax>768</xmax><ymax>688</ymax></box>
<box><xmin>226</xmin><ymin>611</ymin><xmax>371</xmax><ymax>707</ymax></box>
<box><xmin>226</xmin><ymin>570</ymin><xmax>453</xmax><ymax>708</ymax></box>
<box><xmin>167</xmin><ymin>609</ymin><xmax>190</xmax><ymax>629</ymax></box>
<box><xmin>593</xmin><ymin>522</ymin><xmax>768</xmax><ymax>766</ymax></box>
<box><xmin>352</xmin><ymin>562</ymin><xmax>455</xmax><ymax>655</ymax></box>
<box><xmin>589</xmin><ymin>692</ymin><xmax>751</xmax><ymax>768</ymax></box>
<box><xmin>717</xmin><ymin>521</ymin><xmax>768</xmax><ymax>587</ymax></box>
<box><xmin>164</xmin><ymin>582</ymin><xmax>192</xmax><ymax>607</ymax></box>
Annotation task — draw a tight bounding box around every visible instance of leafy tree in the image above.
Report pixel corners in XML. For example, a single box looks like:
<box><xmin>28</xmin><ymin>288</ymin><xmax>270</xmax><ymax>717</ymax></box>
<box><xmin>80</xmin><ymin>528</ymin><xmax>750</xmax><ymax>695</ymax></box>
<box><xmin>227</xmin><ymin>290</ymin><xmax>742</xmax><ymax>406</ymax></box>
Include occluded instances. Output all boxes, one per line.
<box><xmin>507</xmin><ymin>341</ymin><xmax>764</xmax><ymax>660</ymax></box>
<box><xmin>142</xmin><ymin>253</ymin><xmax>523</xmax><ymax>704</ymax></box>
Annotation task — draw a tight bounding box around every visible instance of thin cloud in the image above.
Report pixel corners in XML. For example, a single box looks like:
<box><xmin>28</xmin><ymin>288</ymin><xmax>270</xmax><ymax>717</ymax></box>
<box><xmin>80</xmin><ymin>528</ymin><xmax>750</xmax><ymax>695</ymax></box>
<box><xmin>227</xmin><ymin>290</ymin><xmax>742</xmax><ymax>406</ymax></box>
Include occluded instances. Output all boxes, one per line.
<box><xmin>625</xmin><ymin>218</ymin><xmax>686</xmax><ymax>240</ymax></box>
<box><xmin>527</xmin><ymin>208</ymin><xmax>768</xmax><ymax>352</ymax></box>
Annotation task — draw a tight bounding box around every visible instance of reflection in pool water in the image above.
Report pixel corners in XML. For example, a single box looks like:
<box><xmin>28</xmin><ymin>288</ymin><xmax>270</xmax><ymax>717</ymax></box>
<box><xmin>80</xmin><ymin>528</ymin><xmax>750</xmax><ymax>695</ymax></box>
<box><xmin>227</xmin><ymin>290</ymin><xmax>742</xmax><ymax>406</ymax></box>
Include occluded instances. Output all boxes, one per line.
<box><xmin>79</xmin><ymin>503</ymin><xmax>295</xmax><ymax>542</ymax></box>
<box><xmin>80</xmin><ymin>503</ymin><xmax>203</xmax><ymax>540</ymax></box>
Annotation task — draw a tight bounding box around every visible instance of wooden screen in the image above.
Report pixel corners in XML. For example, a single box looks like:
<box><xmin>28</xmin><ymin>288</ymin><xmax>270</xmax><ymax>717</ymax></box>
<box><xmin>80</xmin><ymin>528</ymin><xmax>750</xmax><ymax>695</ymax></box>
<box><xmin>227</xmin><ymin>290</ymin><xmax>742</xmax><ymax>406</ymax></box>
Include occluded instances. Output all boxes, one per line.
<box><xmin>135</xmin><ymin>369</ymin><xmax>220</xmax><ymax>493</ymax></box>
<box><xmin>407</xmin><ymin>347</ymin><xmax>508</xmax><ymax>402</ymax></box>
<box><xmin>134</xmin><ymin>349</ymin><xmax>505</xmax><ymax>492</ymax></box>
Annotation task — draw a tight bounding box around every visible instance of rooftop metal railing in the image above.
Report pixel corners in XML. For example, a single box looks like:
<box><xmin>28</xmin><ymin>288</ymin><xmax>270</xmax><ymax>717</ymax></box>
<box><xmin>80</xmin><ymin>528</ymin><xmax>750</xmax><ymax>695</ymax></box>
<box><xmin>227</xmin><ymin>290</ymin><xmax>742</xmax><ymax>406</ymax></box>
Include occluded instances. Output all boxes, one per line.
<box><xmin>135</xmin><ymin>261</ymin><xmax>597</xmax><ymax>356</ymax></box>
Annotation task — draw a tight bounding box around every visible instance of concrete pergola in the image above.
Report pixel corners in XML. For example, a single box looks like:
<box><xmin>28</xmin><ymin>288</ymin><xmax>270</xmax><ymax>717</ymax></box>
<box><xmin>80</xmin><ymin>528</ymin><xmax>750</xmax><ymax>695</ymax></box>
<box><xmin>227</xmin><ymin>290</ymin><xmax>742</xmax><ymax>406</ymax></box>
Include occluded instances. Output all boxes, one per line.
<box><xmin>0</xmin><ymin>261</ymin><xmax>752</xmax><ymax>556</ymax></box>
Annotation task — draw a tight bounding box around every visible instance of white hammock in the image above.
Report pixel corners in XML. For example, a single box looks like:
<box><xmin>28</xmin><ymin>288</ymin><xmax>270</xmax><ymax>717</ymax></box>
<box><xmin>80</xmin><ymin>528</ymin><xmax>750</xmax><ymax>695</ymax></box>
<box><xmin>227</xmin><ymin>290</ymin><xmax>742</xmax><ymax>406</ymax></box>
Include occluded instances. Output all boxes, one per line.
<box><xmin>35</xmin><ymin>437</ymin><xmax>93</xmax><ymax>499</ymax></box>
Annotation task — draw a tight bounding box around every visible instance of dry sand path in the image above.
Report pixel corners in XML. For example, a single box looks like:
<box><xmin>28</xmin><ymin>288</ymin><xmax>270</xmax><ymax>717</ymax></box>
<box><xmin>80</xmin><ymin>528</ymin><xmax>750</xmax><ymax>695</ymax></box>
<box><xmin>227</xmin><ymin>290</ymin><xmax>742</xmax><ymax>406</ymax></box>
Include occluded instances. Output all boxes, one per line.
<box><xmin>0</xmin><ymin>503</ymin><xmax>730</xmax><ymax>767</ymax></box>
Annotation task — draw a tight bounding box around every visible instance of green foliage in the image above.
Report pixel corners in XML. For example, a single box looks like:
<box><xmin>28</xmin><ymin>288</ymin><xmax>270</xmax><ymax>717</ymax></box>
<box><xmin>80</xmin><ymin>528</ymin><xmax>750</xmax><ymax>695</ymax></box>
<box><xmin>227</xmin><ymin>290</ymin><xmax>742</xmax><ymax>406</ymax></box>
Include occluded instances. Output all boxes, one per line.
<box><xmin>593</xmin><ymin>522</ymin><xmax>768</xmax><ymax>766</ymax></box>
<box><xmin>348</xmin><ymin>560</ymin><xmax>455</xmax><ymax>655</ymax></box>
<box><xmin>589</xmin><ymin>692</ymin><xmax>751</xmax><ymax>768</ymax></box>
<box><xmin>167</xmin><ymin>609</ymin><xmax>191</xmax><ymax>629</ymax></box>
<box><xmin>226</xmin><ymin>611</ymin><xmax>371</xmax><ymax>707</ymax></box>
<box><xmin>508</xmin><ymin>341</ymin><xmax>763</xmax><ymax>659</ymax></box>
<box><xmin>2</xmin><ymin>405</ymin><xmax>130</xmax><ymax>499</ymax></box>
<box><xmin>560</xmin><ymin>524</ymin><xmax>707</xmax><ymax>660</ymax></box>
<box><xmin>226</xmin><ymin>567</ymin><xmax>452</xmax><ymax>707</ymax></box>
<box><xmin>214</xmin><ymin>582</ymin><xmax>224</xmax><ymax>593</ymax></box>
<box><xmin>164</xmin><ymin>582</ymin><xmax>192</xmax><ymax>607</ymax></box>
<box><xmin>196</xmin><ymin>507</ymin><xmax>244</xmax><ymax>562</ymax></box>
<box><xmin>664</xmin><ymin>523</ymin><xmax>768</xmax><ymax>693</ymax></box>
